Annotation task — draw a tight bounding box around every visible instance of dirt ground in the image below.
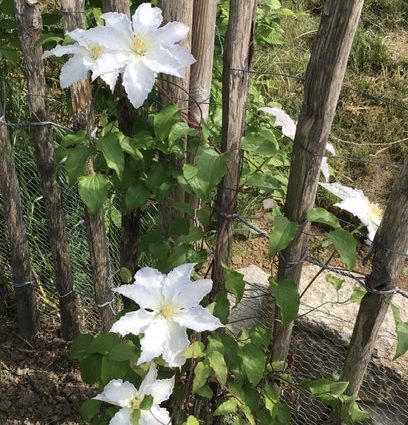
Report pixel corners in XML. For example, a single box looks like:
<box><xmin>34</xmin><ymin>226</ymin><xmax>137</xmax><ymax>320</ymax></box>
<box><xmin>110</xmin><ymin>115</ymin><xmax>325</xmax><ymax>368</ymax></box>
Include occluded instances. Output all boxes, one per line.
<box><xmin>0</xmin><ymin>320</ymin><xmax>93</xmax><ymax>425</ymax></box>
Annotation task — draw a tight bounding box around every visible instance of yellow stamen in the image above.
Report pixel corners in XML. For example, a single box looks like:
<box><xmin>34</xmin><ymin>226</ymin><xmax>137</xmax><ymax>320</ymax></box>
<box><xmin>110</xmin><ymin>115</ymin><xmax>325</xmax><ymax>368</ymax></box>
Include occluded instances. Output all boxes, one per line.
<box><xmin>88</xmin><ymin>43</ymin><xmax>104</xmax><ymax>60</ymax></box>
<box><xmin>369</xmin><ymin>204</ymin><xmax>383</xmax><ymax>224</ymax></box>
<box><xmin>131</xmin><ymin>37</ymin><xmax>148</xmax><ymax>56</ymax></box>
<box><xmin>130</xmin><ymin>396</ymin><xmax>142</xmax><ymax>410</ymax></box>
<box><xmin>160</xmin><ymin>303</ymin><xmax>176</xmax><ymax>319</ymax></box>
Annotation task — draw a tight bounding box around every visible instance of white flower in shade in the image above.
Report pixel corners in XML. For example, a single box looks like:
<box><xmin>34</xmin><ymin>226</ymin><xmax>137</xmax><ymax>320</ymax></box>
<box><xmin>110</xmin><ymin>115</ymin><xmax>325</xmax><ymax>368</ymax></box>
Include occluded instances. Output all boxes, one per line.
<box><xmin>259</xmin><ymin>107</ymin><xmax>336</xmax><ymax>181</ymax></box>
<box><xmin>42</xmin><ymin>29</ymin><xmax>119</xmax><ymax>90</ymax></box>
<box><xmin>94</xmin><ymin>363</ymin><xmax>174</xmax><ymax>425</ymax></box>
<box><xmin>81</xmin><ymin>3</ymin><xmax>196</xmax><ymax>108</ymax></box>
<box><xmin>319</xmin><ymin>182</ymin><xmax>383</xmax><ymax>242</ymax></box>
<box><xmin>259</xmin><ymin>106</ymin><xmax>297</xmax><ymax>140</ymax></box>
<box><xmin>111</xmin><ymin>264</ymin><xmax>223</xmax><ymax>367</ymax></box>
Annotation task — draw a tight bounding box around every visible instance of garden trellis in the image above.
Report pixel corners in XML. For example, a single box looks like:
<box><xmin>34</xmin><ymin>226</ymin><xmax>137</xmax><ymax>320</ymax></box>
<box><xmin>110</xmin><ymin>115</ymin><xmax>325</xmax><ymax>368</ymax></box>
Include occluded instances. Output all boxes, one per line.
<box><xmin>0</xmin><ymin>0</ymin><xmax>408</xmax><ymax>424</ymax></box>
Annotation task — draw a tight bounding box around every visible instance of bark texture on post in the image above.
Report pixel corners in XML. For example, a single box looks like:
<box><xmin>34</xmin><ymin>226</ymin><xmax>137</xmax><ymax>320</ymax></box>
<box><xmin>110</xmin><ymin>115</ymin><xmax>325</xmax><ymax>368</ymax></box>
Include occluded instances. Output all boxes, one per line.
<box><xmin>340</xmin><ymin>159</ymin><xmax>408</xmax><ymax>397</ymax></box>
<box><xmin>100</xmin><ymin>0</ymin><xmax>141</xmax><ymax>284</ymax></box>
<box><xmin>158</xmin><ymin>0</ymin><xmax>194</xmax><ymax>237</ymax></box>
<box><xmin>14</xmin><ymin>0</ymin><xmax>79</xmax><ymax>340</ymax></box>
<box><xmin>271</xmin><ymin>0</ymin><xmax>364</xmax><ymax>362</ymax></box>
<box><xmin>60</xmin><ymin>0</ymin><xmax>115</xmax><ymax>331</ymax></box>
<box><xmin>211</xmin><ymin>0</ymin><xmax>258</xmax><ymax>294</ymax></box>
<box><xmin>0</xmin><ymin>101</ymin><xmax>38</xmax><ymax>337</ymax></box>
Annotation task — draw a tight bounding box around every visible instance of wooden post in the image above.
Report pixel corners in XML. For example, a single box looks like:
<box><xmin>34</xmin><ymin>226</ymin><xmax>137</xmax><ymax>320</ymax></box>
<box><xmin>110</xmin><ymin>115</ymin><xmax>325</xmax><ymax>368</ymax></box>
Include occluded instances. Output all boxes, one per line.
<box><xmin>271</xmin><ymin>0</ymin><xmax>365</xmax><ymax>362</ymax></box>
<box><xmin>341</xmin><ymin>159</ymin><xmax>408</xmax><ymax>396</ymax></box>
<box><xmin>14</xmin><ymin>0</ymin><xmax>80</xmax><ymax>340</ymax></box>
<box><xmin>100</xmin><ymin>0</ymin><xmax>141</xmax><ymax>285</ymax></box>
<box><xmin>60</xmin><ymin>0</ymin><xmax>115</xmax><ymax>331</ymax></box>
<box><xmin>158</xmin><ymin>0</ymin><xmax>194</xmax><ymax>237</ymax></box>
<box><xmin>0</xmin><ymin>101</ymin><xmax>38</xmax><ymax>337</ymax></box>
<box><xmin>211</xmin><ymin>0</ymin><xmax>258</xmax><ymax>295</ymax></box>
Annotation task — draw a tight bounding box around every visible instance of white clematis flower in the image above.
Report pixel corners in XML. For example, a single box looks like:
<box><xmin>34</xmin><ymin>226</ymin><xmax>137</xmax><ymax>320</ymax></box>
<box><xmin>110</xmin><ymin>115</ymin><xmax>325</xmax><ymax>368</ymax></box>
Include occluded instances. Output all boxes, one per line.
<box><xmin>42</xmin><ymin>29</ymin><xmax>118</xmax><ymax>90</ymax></box>
<box><xmin>259</xmin><ymin>107</ymin><xmax>336</xmax><ymax>181</ymax></box>
<box><xmin>111</xmin><ymin>263</ymin><xmax>223</xmax><ymax>367</ymax></box>
<box><xmin>94</xmin><ymin>363</ymin><xmax>174</xmax><ymax>425</ymax></box>
<box><xmin>319</xmin><ymin>182</ymin><xmax>383</xmax><ymax>243</ymax></box>
<box><xmin>81</xmin><ymin>3</ymin><xmax>196</xmax><ymax>108</ymax></box>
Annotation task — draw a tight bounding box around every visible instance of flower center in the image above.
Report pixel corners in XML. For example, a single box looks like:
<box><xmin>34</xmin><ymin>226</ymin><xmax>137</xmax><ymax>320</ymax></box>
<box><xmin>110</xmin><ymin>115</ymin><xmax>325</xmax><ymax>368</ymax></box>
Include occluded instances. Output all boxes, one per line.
<box><xmin>131</xmin><ymin>36</ymin><xmax>148</xmax><ymax>56</ymax></box>
<box><xmin>160</xmin><ymin>303</ymin><xmax>177</xmax><ymax>319</ymax></box>
<box><xmin>369</xmin><ymin>203</ymin><xmax>383</xmax><ymax>225</ymax></box>
<box><xmin>88</xmin><ymin>43</ymin><xmax>104</xmax><ymax>60</ymax></box>
<box><xmin>130</xmin><ymin>396</ymin><xmax>142</xmax><ymax>410</ymax></box>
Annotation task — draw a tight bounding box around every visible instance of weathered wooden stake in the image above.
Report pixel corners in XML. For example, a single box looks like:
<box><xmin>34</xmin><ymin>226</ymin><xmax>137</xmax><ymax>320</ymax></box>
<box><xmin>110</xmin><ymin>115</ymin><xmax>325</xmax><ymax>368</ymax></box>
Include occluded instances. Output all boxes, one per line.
<box><xmin>271</xmin><ymin>0</ymin><xmax>365</xmax><ymax>362</ymax></box>
<box><xmin>158</xmin><ymin>0</ymin><xmax>194</xmax><ymax>237</ymax></box>
<box><xmin>211</xmin><ymin>0</ymin><xmax>258</xmax><ymax>294</ymax></box>
<box><xmin>341</xmin><ymin>159</ymin><xmax>408</xmax><ymax>396</ymax></box>
<box><xmin>60</xmin><ymin>0</ymin><xmax>115</xmax><ymax>331</ymax></box>
<box><xmin>0</xmin><ymin>101</ymin><xmax>38</xmax><ymax>337</ymax></box>
<box><xmin>14</xmin><ymin>0</ymin><xmax>80</xmax><ymax>340</ymax></box>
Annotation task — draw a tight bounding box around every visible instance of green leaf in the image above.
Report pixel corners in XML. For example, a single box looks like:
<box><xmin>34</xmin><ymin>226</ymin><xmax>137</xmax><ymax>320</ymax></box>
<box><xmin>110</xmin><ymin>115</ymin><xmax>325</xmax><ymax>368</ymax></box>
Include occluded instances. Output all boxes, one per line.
<box><xmin>349</xmin><ymin>402</ymin><xmax>370</xmax><ymax>422</ymax></box>
<box><xmin>223</xmin><ymin>263</ymin><xmax>245</xmax><ymax>305</ymax></box>
<box><xmin>391</xmin><ymin>304</ymin><xmax>408</xmax><ymax>359</ymax></box>
<box><xmin>212</xmin><ymin>290</ymin><xmax>230</xmax><ymax>324</ymax></box>
<box><xmin>97</xmin><ymin>133</ymin><xmax>125</xmax><ymax>179</ymax></box>
<box><xmin>350</xmin><ymin>285</ymin><xmax>366</xmax><ymax>303</ymax></box>
<box><xmin>184</xmin><ymin>416</ymin><xmax>200</xmax><ymax>425</ymax></box>
<box><xmin>168</xmin><ymin>122</ymin><xmax>196</xmax><ymax>151</ymax></box>
<box><xmin>239</xmin><ymin>344</ymin><xmax>266</xmax><ymax>386</ymax></box>
<box><xmin>325</xmin><ymin>274</ymin><xmax>345</xmax><ymax>291</ymax></box>
<box><xmin>241</xmin><ymin>129</ymin><xmax>279</xmax><ymax>156</ymax></box>
<box><xmin>328</xmin><ymin>228</ymin><xmax>357</xmax><ymax>270</ymax></box>
<box><xmin>101</xmin><ymin>357</ymin><xmax>128</xmax><ymax>386</ymax></box>
<box><xmin>308</xmin><ymin>208</ymin><xmax>340</xmax><ymax>229</ymax></box>
<box><xmin>269</xmin><ymin>278</ymin><xmax>299</xmax><ymax>325</ymax></box>
<box><xmin>80</xmin><ymin>354</ymin><xmax>102</xmax><ymax>385</ymax></box>
<box><xmin>78</xmin><ymin>174</ymin><xmax>110</xmax><ymax>214</ymax></box>
<box><xmin>125</xmin><ymin>183</ymin><xmax>150</xmax><ymax>211</ymax></box>
<box><xmin>193</xmin><ymin>362</ymin><xmax>211</xmax><ymax>393</ymax></box>
<box><xmin>70</xmin><ymin>333</ymin><xmax>93</xmax><ymax>360</ymax></box>
<box><xmin>80</xmin><ymin>399</ymin><xmax>101</xmax><ymax>422</ymax></box>
<box><xmin>183</xmin><ymin>341</ymin><xmax>206</xmax><ymax>359</ymax></box>
<box><xmin>120</xmin><ymin>267</ymin><xmax>133</xmax><ymax>283</ymax></box>
<box><xmin>207</xmin><ymin>351</ymin><xmax>228</xmax><ymax>387</ymax></box>
<box><xmin>119</xmin><ymin>135</ymin><xmax>145</xmax><ymax>160</ymax></box>
<box><xmin>214</xmin><ymin>398</ymin><xmax>238</xmax><ymax>416</ymax></box>
<box><xmin>88</xmin><ymin>333</ymin><xmax>121</xmax><ymax>355</ymax></box>
<box><xmin>249</xmin><ymin>324</ymin><xmax>270</xmax><ymax>349</ymax></box>
<box><xmin>108</xmin><ymin>340</ymin><xmax>136</xmax><ymax>362</ymax></box>
<box><xmin>65</xmin><ymin>146</ymin><xmax>92</xmax><ymax>186</ymax></box>
<box><xmin>154</xmin><ymin>104</ymin><xmax>181</xmax><ymax>140</ymax></box>
<box><xmin>268</xmin><ymin>216</ymin><xmax>298</xmax><ymax>258</ymax></box>
<box><xmin>196</xmin><ymin>384</ymin><xmax>213</xmax><ymax>399</ymax></box>
<box><xmin>140</xmin><ymin>394</ymin><xmax>154</xmax><ymax>410</ymax></box>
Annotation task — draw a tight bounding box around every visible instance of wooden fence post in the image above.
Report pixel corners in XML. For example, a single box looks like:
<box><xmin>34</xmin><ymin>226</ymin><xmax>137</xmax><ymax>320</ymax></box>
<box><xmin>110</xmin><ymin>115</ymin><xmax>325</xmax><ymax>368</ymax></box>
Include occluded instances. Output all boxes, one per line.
<box><xmin>340</xmin><ymin>159</ymin><xmax>408</xmax><ymax>396</ymax></box>
<box><xmin>0</xmin><ymin>101</ymin><xmax>38</xmax><ymax>337</ymax></box>
<box><xmin>211</xmin><ymin>0</ymin><xmax>258</xmax><ymax>295</ymax></box>
<box><xmin>158</xmin><ymin>0</ymin><xmax>194</xmax><ymax>238</ymax></box>
<box><xmin>100</xmin><ymin>1</ymin><xmax>141</xmax><ymax>288</ymax></box>
<box><xmin>271</xmin><ymin>0</ymin><xmax>364</xmax><ymax>362</ymax></box>
<box><xmin>14</xmin><ymin>0</ymin><xmax>80</xmax><ymax>340</ymax></box>
<box><xmin>60</xmin><ymin>0</ymin><xmax>115</xmax><ymax>331</ymax></box>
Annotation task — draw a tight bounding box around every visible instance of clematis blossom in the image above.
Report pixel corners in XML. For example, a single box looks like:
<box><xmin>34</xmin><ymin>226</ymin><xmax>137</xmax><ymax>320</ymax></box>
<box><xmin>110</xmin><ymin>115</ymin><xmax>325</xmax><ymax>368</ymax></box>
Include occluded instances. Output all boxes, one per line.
<box><xmin>259</xmin><ymin>107</ymin><xmax>336</xmax><ymax>181</ymax></box>
<box><xmin>81</xmin><ymin>3</ymin><xmax>196</xmax><ymax>108</ymax></box>
<box><xmin>319</xmin><ymin>182</ymin><xmax>383</xmax><ymax>243</ymax></box>
<box><xmin>94</xmin><ymin>363</ymin><xmax>174</xmax><ymax>425</ymax></box>
<box><xmin>42</xmin><ymin>29</ymin><xmax>118</xmax><ymax>90</ymax></box>
<box><xmin>111</xmin><ymin>263</ymin><xmax>223</xmax><ymax>368</ymax></box>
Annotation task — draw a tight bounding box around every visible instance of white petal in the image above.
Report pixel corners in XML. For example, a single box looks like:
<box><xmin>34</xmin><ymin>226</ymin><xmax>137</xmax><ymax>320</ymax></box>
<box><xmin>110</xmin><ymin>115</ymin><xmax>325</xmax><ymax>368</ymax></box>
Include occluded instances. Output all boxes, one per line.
<box><xmin>113</xmin><ymin>284</ymin><xmax>161</xmax><ymax>310</ymax></box>
<box><xmin>162</xmin><ymin>321</ymin><xmax>190</xmax><ymax>368</ymax></box>
<box><xmin>137</xmin><ymin>319</ymin><xmax>169</xmax><ymax>365</ymax></box>
<box><xmin>162</xmin><ymin>263</ymin><xmax>196</xmax><ymax>301</ymax></box>
<box><xmin>139</xmin><ymin>362</ymin><xmax>158</xmax><ymax>391</ymax></box>
<box><xmin>60</xmin><ymin>55</ymin><xmax>90</xmax><ymax>88</ymax></box>
<box><xmin>259</xmin><ymin>107</ymin><xmax>297</xmax><ymax>140</ymax></box>
<box><xmin>94</xmin><ymin>380</ymin><xmax>137</xmax><ymax>408</ymax></box>
<box><xmin>122</xmin><ymin>60</ymin><xmax>156</xmax><ymax>109</ymax></box>
<box><xmin>326</xmin><ymin>142</ymin><xmax>336</xmax><ymax>156</ymax></box>
<box><xmin>366</xmin><ymin>224</ymin><xmax>378</xmax><ymax>244</ymax></box>
<box><xmin>82</xmin><ymin>26</ymin><xmax>131</xmax><ymax>52</ymax></box>
<box><xmin>173</xmin><ymin>306</ymin><xmax>223</xmax><ymax>332</ymax></box>
<box><xmin>320</xmin><ymin>156</ymin><xmax>330</xmax><ymax>183</ymax></box>
<box><xmin>319</xmin><ymin>182</ymin><xmax>367</xmax><ymax>202</ymax></box>
<box><xmin>102</xmin><ymin>12</ymin><xmax>133</xmax><ymax>36</ymax></box>
<box><xmin>155</xmin><ymin>22</ymin><xmax>190</xmax><ymax>45</ymax></box>
<box><xmin>110</xmin><ymin>309</ymin><xmax>155</xmax><ymax>336</ymax></box>
<box><xmin>335</xmin><ymin>198</ymin><xmax>371</xmax><ymax>228</ymax></box>
<box><xmin>67</xmin><ymin>28</ymin><xmax>87</xmax><ymax>45</ymax></box>
<box><xmin>109</xmin><ymin>407</ymin><xmax>132</xmax><ymax>425</ymax></box>
<box><xmin>172</xmin><ymin>279</ymin><xmax>213</xmax><ymax>309</ymax></box>
<box><xmin>134</xmin><ymin>267</ymin><xmax>165</xmax><ymax>289</ymax></box>
<box><xmin>140</xmin><ymin>406</ymin><xmax>172</xmax><ymax>425</ymax></box>
<box><xmin>132</xmin><ymin>3</ymin><xmax>163</xmax><ymax>33</ymax></box>
<box><xmin>145</xmin><ymin>376</ymin><xmax>175</xmax><ymax>405</ymax></box>
<box><xmin>91</xmin><ymin>52</ymin><xmax>127</xmax><ymax>80</ymax></box>
<box><xmin>142</xmin><ymin>46</ymin><xmax>184</xmax><ymax>77</ymax></box>
<box><xmin>42</xmin><ymin>43</ymin><xmax>84</xmax><ymax>59</ymax></box>
<box><xmin>167</xmin><ymin>45</ymin><xmax>196</xmax><ymax>72</ymax></box>
<box><xmin>100</xmin><ymin>71</ymin><xmax>120</xmax><ymax>92</ymax></box>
